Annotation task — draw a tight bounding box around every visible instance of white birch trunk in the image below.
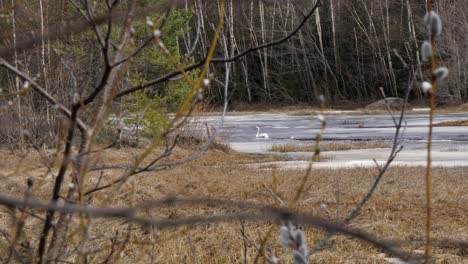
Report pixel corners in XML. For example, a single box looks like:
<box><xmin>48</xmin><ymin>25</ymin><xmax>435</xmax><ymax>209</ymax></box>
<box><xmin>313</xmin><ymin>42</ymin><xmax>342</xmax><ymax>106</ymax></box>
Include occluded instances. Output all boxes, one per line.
<box><xmin>259</xmin><ymin>0</ymin><xmax>270</xmax><ymax>100</ymax></box>
<box><xmin>11</xmin><ymin>0</ymin><xmax>23</xmax><ymax>142</ymax></box>
<box><xmin>39</xmin><ymin>0</ymin><xmax>52</xmax><ymax>134</ymax></box>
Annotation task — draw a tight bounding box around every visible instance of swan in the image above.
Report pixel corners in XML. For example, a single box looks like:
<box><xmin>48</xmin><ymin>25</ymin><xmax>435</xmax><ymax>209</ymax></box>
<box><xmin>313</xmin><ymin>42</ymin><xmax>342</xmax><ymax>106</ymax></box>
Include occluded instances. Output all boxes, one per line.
<box><xmin>256</xmin><ymin>126</ymin><xmax>269</xmax><ymax>139</ymax></box>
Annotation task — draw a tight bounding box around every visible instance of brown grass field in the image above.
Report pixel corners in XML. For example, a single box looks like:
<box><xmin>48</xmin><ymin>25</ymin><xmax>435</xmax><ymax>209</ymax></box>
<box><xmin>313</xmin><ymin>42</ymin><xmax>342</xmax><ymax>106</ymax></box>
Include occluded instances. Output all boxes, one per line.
<box><xmin>270</xmin><ymin>141</ymin><xmax>391</xmax><ymax>153</ymax></box>
<box><xmin>0</xmin><ymin>145</ymin><xmax>466</xmax><ymax>263</ymax></box>
<box><xmin>434</xmin><ymin>120</ymin><xmax>468</xmax><ymax>127</ymax></box>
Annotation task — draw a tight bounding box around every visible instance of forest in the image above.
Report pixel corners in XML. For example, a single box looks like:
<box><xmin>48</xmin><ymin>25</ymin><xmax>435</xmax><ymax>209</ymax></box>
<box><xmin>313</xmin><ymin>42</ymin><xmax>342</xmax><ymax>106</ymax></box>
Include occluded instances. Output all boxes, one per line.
<box><xmin>1</xmin><ymin>1</ymin><xmax>468</xmax><ymax>143</ymax></box>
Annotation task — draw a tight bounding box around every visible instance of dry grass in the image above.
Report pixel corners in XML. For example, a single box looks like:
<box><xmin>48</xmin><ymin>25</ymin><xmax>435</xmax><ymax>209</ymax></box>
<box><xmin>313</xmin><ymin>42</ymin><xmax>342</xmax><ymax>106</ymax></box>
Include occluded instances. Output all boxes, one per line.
<box><xmin>176</xmin><ymin>133</ymin><xmax>232</xmax><ymax>153</ymax></box>
<box><xmin>430</xmin><ymin>103</ymin><xmax>468</xmax><ymax>113</ymax></box>
<box><xmin>339</xmin><ymin>119</ymin><xmax>365</xmax><ymax>127</ymax></box>
<box><xmin>434</xmin><ymin>119</ymin><xmax>468</xmax><ymax>127</ymax></box>
<box><xmin>0</xmin><ymin>147</ymin><xmax>466</xmax><ymax>263</ymax></box>
<box><xmin>270</xmin><ymin>140</ymin><xmax>391</xmax><ymax>153</ymax></box>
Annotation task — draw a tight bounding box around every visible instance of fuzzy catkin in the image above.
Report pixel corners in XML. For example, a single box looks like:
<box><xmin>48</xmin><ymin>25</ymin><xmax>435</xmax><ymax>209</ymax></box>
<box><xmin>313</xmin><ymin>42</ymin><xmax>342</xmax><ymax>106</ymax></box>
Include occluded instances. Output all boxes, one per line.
<box><xmin>424</xmin><ymin>11</ymin><xmax>442</xmax><ymax>37</ymax></box>
<box><xmin>421</xmin><ymin>41</ymin><xmax>432</xmax><ymax>63</ymax></box>
<box><xmin>434</xmin><ymin>67</ymin><xmax>449</xmax><ymax>81</ymax></box>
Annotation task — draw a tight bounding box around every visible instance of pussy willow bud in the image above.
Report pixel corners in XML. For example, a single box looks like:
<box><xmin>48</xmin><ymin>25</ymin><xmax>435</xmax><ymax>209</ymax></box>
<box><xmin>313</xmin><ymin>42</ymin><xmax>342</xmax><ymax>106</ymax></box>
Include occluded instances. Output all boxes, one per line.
<box><xmin>294</xmin><ymin>230</ymin><xmax>304</xmax><ymax>246</ymax></box>
<box><xmin>202</xmin><ymin>78</ymin><xmax>210</xmax><ymax>87</ymax></box>
<box><xmin>421</xmin><ymin>82</ymin><xmax>432</xmax><ymax>93</ymax></box>
<box><xmin>22</xmin><ymin>81</ymin><xmax>30</xmax><ymax>89</ymax></box>
<box><xmin>153</xmin><ymin>29</ymin><xmax>162</xmax><ymax>38</ymax></box>
<box><xmin>424</xmin><ymin>11</ymin><xmax>442</xmax><ymax>37</ymax></box>
<box><xmin>279</xmin><ymin>225</ymin><xmax>292</xmax><ymax>248</ymax></box>
<box><xmin>434</xmin><ymin>67</ymin><xmax>449</xmax><ymax>81</ymax></box>
<box><xmin>146</xmin><ymin>17</ymin><xmax>154</xmax><ymax>27</ymax></box>
<box><xmin>293</xmin><ymin>251</ymin><xmax>307</xmax><ymax>264</ymax></box>
<box><xmin>421</xmin><ymin>41</ymin><xmax>432</xmax><ymax>62</ymax></box>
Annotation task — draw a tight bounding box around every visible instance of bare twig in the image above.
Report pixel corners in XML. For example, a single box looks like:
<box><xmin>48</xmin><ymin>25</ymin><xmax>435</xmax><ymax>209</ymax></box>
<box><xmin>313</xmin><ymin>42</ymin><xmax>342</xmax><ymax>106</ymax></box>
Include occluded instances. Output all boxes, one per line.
<box><xmin>6</xmin><ymin>178</ymin><xmax>33</xmax><ymax>263</ymax></box>
<box><xmin>0</xmin><ymin>58</ymin><xmax>87</xmax><ymax>132</ymax></box>
<box><xmin>241</xmin><ymin>227</ymin><xmax>277</xmax><ymax>263</ymax></box>
<box><xmin>263</xmin><ymin>183</ymin><xmax>287</xmax><ymax>207</ymax></box>
<box><xmin>240</xmin><ymin>221</ymin><xmax>249</xmax><ymax>264</ymax></box>
<box><xmin>85</xmin><ymin>130</ymin><xmax>216</xmax><ymax>195</ymax></box>
<box><xmin>425</xmin><ymin>2</ymin><xmax>437</xmax><ymax>262</ymax></box>
<box><xmin>186</xmin><ymin>236</ymin><xmax>198</xmax><ymax>264</ymax></box>
<box><xmin>309</xmin><ymin>75</ymin><xmax>414</xmax><ymax>256</ymax></box>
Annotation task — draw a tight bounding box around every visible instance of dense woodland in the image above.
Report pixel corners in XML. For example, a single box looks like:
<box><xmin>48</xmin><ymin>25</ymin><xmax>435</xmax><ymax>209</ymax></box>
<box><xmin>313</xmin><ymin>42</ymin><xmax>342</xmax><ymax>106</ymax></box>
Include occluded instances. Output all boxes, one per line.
<box><xmin>0</xmin><ymin>0</ymin><xmax>467</xmax><ymax>142</ymax></box>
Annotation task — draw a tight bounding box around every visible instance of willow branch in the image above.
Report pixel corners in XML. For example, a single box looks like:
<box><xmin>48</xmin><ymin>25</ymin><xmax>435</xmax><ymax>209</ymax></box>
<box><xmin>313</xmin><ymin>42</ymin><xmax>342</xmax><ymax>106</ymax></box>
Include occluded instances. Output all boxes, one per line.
<box><xmin>309</xmin><ymin>76</ymin><xmax>414</xmax><ymax>256</ymax></box>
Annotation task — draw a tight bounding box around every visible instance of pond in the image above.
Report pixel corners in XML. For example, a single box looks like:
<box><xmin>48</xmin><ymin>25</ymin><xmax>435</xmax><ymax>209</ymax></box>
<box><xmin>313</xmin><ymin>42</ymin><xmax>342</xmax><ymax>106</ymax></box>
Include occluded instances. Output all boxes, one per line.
<box><xmin>197</xmin><ymin>111</ymin><xmax>468</xmax><ymax>168</ymax></box>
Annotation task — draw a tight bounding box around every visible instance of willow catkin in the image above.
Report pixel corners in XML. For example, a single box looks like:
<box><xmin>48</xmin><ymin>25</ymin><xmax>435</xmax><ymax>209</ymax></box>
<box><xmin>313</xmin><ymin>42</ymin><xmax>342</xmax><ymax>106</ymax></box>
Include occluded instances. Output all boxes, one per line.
<box><xmin>424</xmin><ymin>11</ymin><xmax>442</xmax><ymax>37</ymax></box>
<box><xmin>434</xmin><ymin>67</ymin><xmax>449</xmax><ymax>81</ymax></box>
<box><xmin>421</xmin><ymin>41</ymin><xmax>432</xmax><ymax>63</ymax></box>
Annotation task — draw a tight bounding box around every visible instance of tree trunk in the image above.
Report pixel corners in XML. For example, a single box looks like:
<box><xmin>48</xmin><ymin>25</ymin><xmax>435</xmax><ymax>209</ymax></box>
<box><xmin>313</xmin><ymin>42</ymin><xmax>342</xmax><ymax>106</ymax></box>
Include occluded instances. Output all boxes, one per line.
<box><xmin>11</xmin><ymin>0</ymin><xmax>23</xmax><ymax>143</ymax></box>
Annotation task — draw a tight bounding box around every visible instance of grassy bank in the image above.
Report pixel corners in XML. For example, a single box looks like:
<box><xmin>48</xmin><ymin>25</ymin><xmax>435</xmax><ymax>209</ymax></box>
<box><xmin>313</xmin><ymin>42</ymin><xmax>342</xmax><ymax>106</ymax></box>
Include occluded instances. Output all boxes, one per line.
<box><xmin>270</xmin><ymin>140</ymin><xmax>391</xmax><ymax>153</ymax></box>
<box><xmin>0</xmin><ymin>147</ymin><xmax>466</xmax><ymax>263</ymax></box>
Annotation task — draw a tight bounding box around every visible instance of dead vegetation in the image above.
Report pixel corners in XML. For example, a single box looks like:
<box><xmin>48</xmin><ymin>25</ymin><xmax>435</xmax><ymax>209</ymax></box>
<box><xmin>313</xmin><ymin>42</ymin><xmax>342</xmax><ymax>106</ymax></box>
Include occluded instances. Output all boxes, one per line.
<box><xmin>270</xmin><ymin>140</ymin><xmax>392</xmax><ymax>153</ymax></box>
<box><xmin>0</xmin><ymin>147</ymin><xmax>466</xmax><ymax>263</ymax></box>
<box><xmin>434</xmin><ymin>119</ymin><xmax>468</xmax><ymax>127</ymax></box>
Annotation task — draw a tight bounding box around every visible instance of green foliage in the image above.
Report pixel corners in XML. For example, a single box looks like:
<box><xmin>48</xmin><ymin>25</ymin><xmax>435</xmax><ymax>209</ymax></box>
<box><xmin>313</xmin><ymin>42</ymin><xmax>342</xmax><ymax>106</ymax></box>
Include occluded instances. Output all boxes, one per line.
<box><xmin>125</xmin><ymin>67</ymin><xmax>200</xmax><ymax>140</ymax></box>
<box><xmin>50</xmin><ymin>41</ymin><xmax>85</xmax><ymax>57</ymax></box>
<box><xmin>124</xmin><ymin>8</ymin><xmax>200</xmax><ymax>140</ymax></box>
<box><xmin>130</xmin><ymin>91</ymin><xmax>168</xmax><ymax>138</ymax></box>
<box><xmin>165</xmin><ymin>68</ymin><xmax>201</xmax><ymax>111</ymax></box>
<box><xmin>126</xmin><ymin>72</ymin><xmax>168</xmax><ymax>138</ymax></box>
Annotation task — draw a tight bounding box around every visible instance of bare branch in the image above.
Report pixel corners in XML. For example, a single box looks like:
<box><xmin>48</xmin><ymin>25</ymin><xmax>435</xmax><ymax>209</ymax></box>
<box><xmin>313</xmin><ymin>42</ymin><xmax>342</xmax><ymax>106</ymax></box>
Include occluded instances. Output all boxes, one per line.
<box><xmin>85</xmin><ymin>130</ymin><xmax>217</xmax><ymax>195</ymax></box>
<box><xmin>309</xmin><ymin>74</ymin><xmax>415</xmax><ymax>256</ymax></box>
<box><xmin>0</xmin><ymin>58</ymin><xmax>88</xmax><ymax>132</ymax></box>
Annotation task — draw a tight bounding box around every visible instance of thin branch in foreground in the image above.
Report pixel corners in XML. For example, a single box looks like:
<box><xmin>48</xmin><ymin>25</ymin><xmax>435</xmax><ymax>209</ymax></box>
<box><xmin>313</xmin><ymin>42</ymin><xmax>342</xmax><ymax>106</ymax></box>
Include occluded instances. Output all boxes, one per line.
<box><xmin>0</xmin><ymin>58</ymin><xmax>88</xmax><ymax>132</ymax></box>
<box><xmin>6</xmin><ymin>178</ymin><xmax>33</xmax><ymax>264</ymax></box>
<box><xmin>85</xmin><ymin>129</ymin><xmax>217</xmax><ymax>196</ymax></box>
<box><xmin>309</xmin><ymin>75</ymin><xmax>414</xmax><ymax>256</ymax></box>
<box><xmin>423</xmin><ymin>2</ymin><xmax>442</xmax><ymax>262</ymax></box>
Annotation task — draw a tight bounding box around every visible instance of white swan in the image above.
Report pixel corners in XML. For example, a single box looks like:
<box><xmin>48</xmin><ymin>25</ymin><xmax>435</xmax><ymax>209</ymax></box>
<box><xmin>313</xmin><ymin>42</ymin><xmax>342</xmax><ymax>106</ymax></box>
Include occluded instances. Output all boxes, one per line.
<box><xmin>256</xmin><ymin>126</ymin><xmax>269</xmax><ymax>139</ymax></box>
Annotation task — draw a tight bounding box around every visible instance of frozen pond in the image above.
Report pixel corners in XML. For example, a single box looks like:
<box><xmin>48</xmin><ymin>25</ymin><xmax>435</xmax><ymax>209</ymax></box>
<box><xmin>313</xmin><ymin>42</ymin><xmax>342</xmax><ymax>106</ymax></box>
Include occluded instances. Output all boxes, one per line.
<box><xmin>197</xmin><ymin>111</ymin><xmax>468</xmax><ymax>169</ymax></box>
